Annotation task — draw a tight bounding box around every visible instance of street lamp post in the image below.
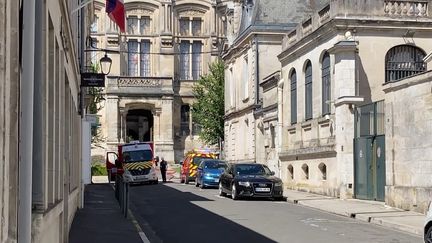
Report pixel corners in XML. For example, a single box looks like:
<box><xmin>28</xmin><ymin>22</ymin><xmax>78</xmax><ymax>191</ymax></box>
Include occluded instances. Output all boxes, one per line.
<box><xmin>100</xmin><ymin>53</ymin><xmax>112</xmax><ymax>75</ymax></box>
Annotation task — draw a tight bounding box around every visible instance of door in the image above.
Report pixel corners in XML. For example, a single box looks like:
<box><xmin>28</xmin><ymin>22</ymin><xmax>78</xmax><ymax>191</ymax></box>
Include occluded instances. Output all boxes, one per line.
<box><xmin>354</xmin><ymin>102</ymin><xmax>386</xmax><ymax>201</ymax></box>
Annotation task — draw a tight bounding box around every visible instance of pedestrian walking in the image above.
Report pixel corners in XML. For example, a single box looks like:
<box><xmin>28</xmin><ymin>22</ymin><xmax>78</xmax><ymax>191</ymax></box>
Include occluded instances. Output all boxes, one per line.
<box><xmin>154</xmin><ymin>156</ymin><xmax>159</xmax><ymax>166</ymax></box>
<box><xmin>160</xmin><ymin>157</ymin><xmax>168</xmax><ymax>182</ymax></box>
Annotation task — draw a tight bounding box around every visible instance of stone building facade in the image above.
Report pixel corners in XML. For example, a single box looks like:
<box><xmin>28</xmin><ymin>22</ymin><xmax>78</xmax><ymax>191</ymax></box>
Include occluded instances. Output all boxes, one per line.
<box><xmin>0</xmin><ymin>0</ymin><xmax>92</xmax><ymax>242</ymax></box>
<box><xmin>223</xmin><ymin>0</ymin><xmax>327</xmax><ymax>165</ymax></box>
<box><xmin>92</xmin><ymin>0</ymin><xmax>229</xmax><ymax>162</ymax></box>
<box><xmin>277</xmin><ymin>0</ymin><xmax>432</xmax><ymax>209</ymax></box>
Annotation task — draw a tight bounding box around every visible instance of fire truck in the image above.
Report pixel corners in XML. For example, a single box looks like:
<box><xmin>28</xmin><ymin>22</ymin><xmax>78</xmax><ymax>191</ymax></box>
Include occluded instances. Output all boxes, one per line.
<box><xmin>106</xmin><ymin>141</ymin><xmax>158</xmax><ymax>184</ymax></box>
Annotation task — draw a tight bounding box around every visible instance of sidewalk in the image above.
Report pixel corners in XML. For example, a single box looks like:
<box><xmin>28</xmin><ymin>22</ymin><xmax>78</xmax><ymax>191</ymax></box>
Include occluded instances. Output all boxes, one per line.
<box><xmin>283</xmin><ymin>189</ymin><xmax>425</xmax><ymax>236</ymax></box>
<box><xmin>69</xmin><ymin>184</ymin><xmax>142</xmax><ymax>243</ymax></box>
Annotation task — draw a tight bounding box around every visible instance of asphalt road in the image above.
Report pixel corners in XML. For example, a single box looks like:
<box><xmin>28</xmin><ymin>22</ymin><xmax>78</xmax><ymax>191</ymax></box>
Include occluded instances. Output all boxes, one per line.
<box><xmin>129</xmin><ymin>182</ymin><xmax>422</xmax><ymax>243</ymax></box>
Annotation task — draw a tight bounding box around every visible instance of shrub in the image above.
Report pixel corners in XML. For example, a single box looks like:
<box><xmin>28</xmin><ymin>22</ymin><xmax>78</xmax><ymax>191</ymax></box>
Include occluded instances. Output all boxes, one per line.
<box><xmin>91</xmin><ymin>164</ymin><xmax>107</xmax><ymax>176</ymax></box>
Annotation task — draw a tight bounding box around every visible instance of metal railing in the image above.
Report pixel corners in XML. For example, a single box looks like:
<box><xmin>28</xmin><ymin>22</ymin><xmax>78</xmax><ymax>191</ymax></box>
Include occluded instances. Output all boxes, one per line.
<box><xmin>115</xmin><ymin>175</ymin><xmax>130</xmax><ymax>218</ymax></box>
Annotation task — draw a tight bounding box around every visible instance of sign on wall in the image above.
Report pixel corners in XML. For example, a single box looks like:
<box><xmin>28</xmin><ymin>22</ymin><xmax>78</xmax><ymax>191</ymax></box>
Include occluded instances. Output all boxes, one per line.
<box><xmin>81</xmin><ymin>72</ymin><xmax>105</xmax><ymax>87</ymax></box>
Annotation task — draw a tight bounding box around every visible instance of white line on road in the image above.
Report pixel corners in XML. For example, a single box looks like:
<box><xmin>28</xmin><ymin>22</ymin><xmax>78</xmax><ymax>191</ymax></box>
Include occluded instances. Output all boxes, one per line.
<box><xmin>129</xmin><ymin>209</ymin><xmax>151</xmax><ymax>243</ymax></box>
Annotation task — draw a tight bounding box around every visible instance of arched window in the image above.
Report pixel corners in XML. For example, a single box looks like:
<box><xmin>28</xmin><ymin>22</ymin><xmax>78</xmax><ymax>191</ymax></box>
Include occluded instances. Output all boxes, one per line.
<box><xmin>321</xmin><ymin>53</ymin><xmax>331</xmax><ymax>115</ymax></box>
<box><xmin>290</xmin><ymin>69</ymin><xmax>297</xmax><ymax>124</ymax></box>
<box><xmin>302</xmin><ymin>164</ymin><xmax>309</xmax><ymax>180</ymax></box>
<box><xmin>288</xmin><ymin>165</ymin><xmax>294</xmax><ymax>180</ymax></box>
<box><xmin>385</xmin><ymin>45</ymin><xmax>426</xmax><ymax>82</ymax></box>
<box><xmin>305</xmin><ymin>61</ymin><xmax>313</xmax><ymax>120</ymax></box>
<box><xmin>318</xmin><ymin>163</ymin><xmax>327</xmax><ymax>180</ymax></box>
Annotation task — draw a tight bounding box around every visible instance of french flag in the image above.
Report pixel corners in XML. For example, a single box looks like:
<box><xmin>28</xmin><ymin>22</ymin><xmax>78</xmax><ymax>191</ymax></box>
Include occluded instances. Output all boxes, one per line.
<box><xmin>106</xmin><ymin>0</ymin><xmax>125</xmax><ymax>33</ymax></box>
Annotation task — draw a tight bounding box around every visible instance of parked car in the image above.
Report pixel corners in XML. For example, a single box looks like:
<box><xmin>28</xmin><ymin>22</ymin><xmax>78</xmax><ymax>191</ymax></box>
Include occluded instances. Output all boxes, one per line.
<box><xmin>424</xmin><ymin>202</ymin><xmax>432</xmax><ymax>242</ymax></box>
<box><xmin>195</xmin><ymin>159</ymin><xmax>227</xmax><ymax>188</ymax></box>
<box><xmin>218</xmin><ymin>163</ymin><xmax>284</xmax><ymax>200</ymax></box>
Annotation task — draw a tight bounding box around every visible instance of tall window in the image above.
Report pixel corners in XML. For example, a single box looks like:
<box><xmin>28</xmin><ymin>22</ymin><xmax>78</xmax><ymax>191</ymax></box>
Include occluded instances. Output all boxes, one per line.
<box><xmin>140</xmin><ymin>16</ymin><xmax>151</xmax><ymax>34</ymax></box>
<box><xmin>242</xmin><ymin>56</ymin><xmax>249</xmax><ymax>99</ymax></box>
<box><xmin>128</xmin><ymin>40</ymin><xmax>139</xmax><ymax>76</ymax></box>
<box><xmin>127</xmin><ymin>16</ymin><xmax>139</xmax><ymax>34</ymax></box>
<box><xmin>385</xmin><ymin>45</ymin><xmax>426</xmax><ymax>82</ymax></box>
<box><xmin>179</xmin><ymin>18</ymin><xmax>189</xmax><ymax>35</ymax></box>
<box><xmin>128</xmin><ymin>40</ymin><xmax>151</xmax><ymax>77</ymax></box>
<box><xmin>179</xmin><ymin>17</ymin><xmax>202</xmax><ymax>36</ymax></box>
<box><xmin>192</xmin><ymin>18</ymin><xmax>202</xmax><ymax>35</ymax></box>
<box><xmin>181</xmin><ymin>105</ymin><xmax>190</xmax><ymax>135</ymax></box>
<box><xmin>180</xmin><ymin>41</ymin><xmax>202</xmax><ymax>80</ymax></box>
<box><xmin>305</xmin><ymin>61</ymin><xmax>313</xmax><ymax>120</ymax></box>
<box><xmin>290</xmin><ymin>70</ymin><xmax>297</xmax><ymax>124</ymax></box>
<box><xmin>322</xmin><ymin>52</ymin><xmax>331</xmax><ymax>115</ymax></box>
<box><xmin>180</xmin><ymin>41</ymin><xmax>190</xmax><ymax>80</ymax></box>
<box><xmin>140</xmin><ymin>41</ymin><xmax>151</xmax><ymax>76</ymax></box>
<box><xmin>192</xmin><ymin>41</ymin><xmax>202</xmax><ymax>80</ymax></box>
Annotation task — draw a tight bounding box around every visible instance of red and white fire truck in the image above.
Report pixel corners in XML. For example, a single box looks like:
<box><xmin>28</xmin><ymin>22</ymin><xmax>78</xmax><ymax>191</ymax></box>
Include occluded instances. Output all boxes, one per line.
<box><xmin>106</xmin><ymin>141</ymin><xmax>158</xmax><ymax>184</ymax></box>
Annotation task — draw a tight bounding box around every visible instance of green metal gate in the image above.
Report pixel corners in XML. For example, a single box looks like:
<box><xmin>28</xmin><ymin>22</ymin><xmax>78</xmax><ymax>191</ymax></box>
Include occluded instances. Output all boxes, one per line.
<box><xmin>354</xmin><ymin>101</ymin><xmax>385</xmax><ymax>201</ymax></box>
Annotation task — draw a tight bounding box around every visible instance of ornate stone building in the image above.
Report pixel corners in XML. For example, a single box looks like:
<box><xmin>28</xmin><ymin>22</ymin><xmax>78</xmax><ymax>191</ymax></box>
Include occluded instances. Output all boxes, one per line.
<box><xmin>222</xmin><ymin>0</ymin><xmax>327</xmax><ymax>166</ymax></box>
<box><xmin>278</xmin><ymin>0</ymin><xmax>432</xmax><ymax>211</ymax></box>
<box><xmin>92</xmin><ymin>0</ymin><xmax>229</xmax><ymax>162</ymax></box>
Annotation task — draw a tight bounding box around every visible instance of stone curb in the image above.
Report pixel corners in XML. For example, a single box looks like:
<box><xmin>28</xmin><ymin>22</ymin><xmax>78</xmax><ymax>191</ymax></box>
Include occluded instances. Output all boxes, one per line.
<box><xmin>287</xmin><ymin>198</ymin><xmax>423</xmax><ymax>236</ymax></box>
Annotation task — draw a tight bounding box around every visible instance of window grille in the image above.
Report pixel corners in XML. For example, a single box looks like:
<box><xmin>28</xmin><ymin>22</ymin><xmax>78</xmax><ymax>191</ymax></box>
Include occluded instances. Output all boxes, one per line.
<box><xmin>385</xmin><ymin>45</ymin><xmax>426</xmax><ymax>82</ymax></box>
<box><xmin>140</xmin><ymin>41</ymin><xmax>151</xmax><ymax>76</ymax></box>
<box><xmin>290</xmin><ymin>70</ymin><xmax>297</xmax><ymax>124</ymax></box>
<box><xmin>128</xmin><ymin>41</ymin><xmax>139</xmax><ymax>76</ymax></box>
<box><xmin>305</xmin><ymin>61</ymin><xmax>313</xmax><ymax>120</ymax></box>
<box><xmin>322</xmin><ymin>52</ymin><xmax>331</xmax><ymax>115</ymax></box>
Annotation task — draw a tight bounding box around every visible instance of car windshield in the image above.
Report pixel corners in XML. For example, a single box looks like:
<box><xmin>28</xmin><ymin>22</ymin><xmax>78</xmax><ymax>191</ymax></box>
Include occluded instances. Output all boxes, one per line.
<box><xmin>123</xmin><ymin>150</ymin><xmax>152</xmax><ymax>163</ymax></box>
<box><xmin>192</xmin><ymin>157</ymin><xmax>212</xmax><ymax>166</ymax></box>
<box><xmin>234</xmin><ymin>164</ymin><xmax>272</xmax><ymax>176</ymax></box>
<box><xmin>203</xmin><ymin>160</ymin><xmax>227</xmax><ymax>169</ymax></box>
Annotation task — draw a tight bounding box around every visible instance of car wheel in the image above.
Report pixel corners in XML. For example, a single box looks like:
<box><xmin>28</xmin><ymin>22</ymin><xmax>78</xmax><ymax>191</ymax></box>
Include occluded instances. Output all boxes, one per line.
<box><xmin>219</xmin><ymin>182</ymin><xmax>226</xmax><ymax>196</ymax></box>
<box><xmin>154</xmin><ymin>180</ymin><xmax>158</xmax><ymax>185</ymax></box>
<box><xmin>231</xmin><ymin>184</ymin><xmax>239</xmax><ymax>200</ymax></box>
<box><xmin>425</xmin><ymin>225</ymin><xmax>432</xmax><ymax>243</ymax></box>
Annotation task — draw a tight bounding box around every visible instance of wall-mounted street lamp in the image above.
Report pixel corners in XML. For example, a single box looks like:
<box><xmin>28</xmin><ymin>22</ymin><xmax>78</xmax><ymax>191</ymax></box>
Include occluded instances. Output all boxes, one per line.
<box><xmin>100</xmin><ymin>53</ymin><xmax>112</xmax><ymax>75</ymax></box>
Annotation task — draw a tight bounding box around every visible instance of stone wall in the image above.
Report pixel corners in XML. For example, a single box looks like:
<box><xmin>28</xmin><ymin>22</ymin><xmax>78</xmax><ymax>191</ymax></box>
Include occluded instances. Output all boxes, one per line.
<box><xmin>384</xmin><ymin>71</ymin><xmax>432</xmax><ymax>213</ymax></box>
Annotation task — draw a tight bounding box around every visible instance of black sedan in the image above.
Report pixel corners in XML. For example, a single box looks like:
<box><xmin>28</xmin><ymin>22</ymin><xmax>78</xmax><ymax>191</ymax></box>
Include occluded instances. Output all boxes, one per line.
<box><xmin>218</xmin><ymin>163</ymin><xmax>284</xmax><ymax>200</ymax></box>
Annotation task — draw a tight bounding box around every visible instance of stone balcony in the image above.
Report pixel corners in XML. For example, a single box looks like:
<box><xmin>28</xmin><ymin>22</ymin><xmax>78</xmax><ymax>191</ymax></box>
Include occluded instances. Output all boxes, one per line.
<box><xmin>105</xmin><ymin>76</ymin><xmax>174</xmax><ymax>96</ymax></box>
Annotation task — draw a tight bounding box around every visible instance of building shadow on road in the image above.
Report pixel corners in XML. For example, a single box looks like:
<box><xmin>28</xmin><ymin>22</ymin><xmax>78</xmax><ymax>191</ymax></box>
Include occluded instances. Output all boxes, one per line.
<box><xmin>129</xmin><ymin>184</ymin><xmax>277</xmax><ymax>243</ymax></box>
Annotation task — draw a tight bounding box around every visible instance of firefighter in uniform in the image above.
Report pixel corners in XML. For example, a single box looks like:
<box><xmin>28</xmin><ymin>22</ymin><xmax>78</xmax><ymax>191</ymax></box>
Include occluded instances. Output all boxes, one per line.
<box><xmin>160</xmin><ymin>157</ymin><xmax>167</xmax><ymax>182</ymax></box>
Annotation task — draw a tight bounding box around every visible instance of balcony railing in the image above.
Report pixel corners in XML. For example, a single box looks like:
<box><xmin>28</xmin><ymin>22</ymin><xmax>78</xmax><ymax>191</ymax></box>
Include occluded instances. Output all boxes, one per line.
<box><xmin>384</xmin><ymin>1</ymin><xmax>428</xmax><ymax>17</ymax></box>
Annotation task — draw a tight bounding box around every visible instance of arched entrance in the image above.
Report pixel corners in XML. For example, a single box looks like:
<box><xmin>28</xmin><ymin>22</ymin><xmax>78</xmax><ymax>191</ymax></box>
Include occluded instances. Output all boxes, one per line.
<box><xmin>126</xmin><ymin>109</ymin><xmax>154</xmax><ymax>142</ymax></box>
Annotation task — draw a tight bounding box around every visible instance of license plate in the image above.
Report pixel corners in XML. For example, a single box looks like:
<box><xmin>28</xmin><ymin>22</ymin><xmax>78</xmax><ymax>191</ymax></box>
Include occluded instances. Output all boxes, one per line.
<box><xmin>255</xmin><ymin>188</ymin><xmax>270</xmax><ymax>192</ymax></box>
<box><xmin>214</xmin><ymin>179</ymin><xmax>219</xmax><ymax>182</ymax></box>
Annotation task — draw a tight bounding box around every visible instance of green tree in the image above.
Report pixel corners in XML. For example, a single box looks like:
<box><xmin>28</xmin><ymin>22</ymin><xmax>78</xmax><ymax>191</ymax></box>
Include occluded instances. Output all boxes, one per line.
<box><xmin>192</xmin><ymin>59</ymin><xmax>225</xmax><ymax>145</ymax></box>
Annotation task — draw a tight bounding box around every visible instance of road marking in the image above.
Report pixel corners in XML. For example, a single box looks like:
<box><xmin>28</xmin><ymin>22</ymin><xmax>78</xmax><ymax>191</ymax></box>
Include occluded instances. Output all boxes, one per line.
<box><xmin>128</xmin><ymin>209</ymin><xmax>151</xmax><ymax>243</ymax></box>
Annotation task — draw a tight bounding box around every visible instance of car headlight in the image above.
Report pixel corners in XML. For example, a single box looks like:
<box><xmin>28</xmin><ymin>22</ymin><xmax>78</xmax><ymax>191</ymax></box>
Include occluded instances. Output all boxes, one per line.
<box><xmin>275</xmin><ymin>182</ymin><xmax>283</xmax><ymax>187</ymax></box>
<box><xmin>238</xmin><ymin>181</ymin><xmax>251</xmax><ymax>187</ymax></box>
<box><xmin>204</xmin><ymin>173</ymin><xmax>212</xmax><ymax>177</ymax></box>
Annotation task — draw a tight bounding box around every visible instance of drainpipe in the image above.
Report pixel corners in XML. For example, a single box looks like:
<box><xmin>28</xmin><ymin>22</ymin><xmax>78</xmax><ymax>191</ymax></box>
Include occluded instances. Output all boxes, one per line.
<box><xmin>253</xmin><ymin>35</ymin><xmax>259</xmax><ymax>163</ymax></box>
<box><xmin>277</xmin><ymin>77</ymin><xmax>284</xmax><ymax>178</ymax></box>
<box><xmin>19</xmin><ymin>0</ymin><xmax>35</xmax><ymax>242</ymax></box>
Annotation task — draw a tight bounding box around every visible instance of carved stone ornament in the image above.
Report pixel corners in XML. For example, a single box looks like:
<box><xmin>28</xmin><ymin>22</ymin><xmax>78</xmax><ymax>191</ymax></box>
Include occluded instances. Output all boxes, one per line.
<box><xmin>179</xmin><ymin>10</ymin><xmax>205</xmax><ymax>18</ymax></box>
<box><xmin>118</xmin><ymin>78</ymin><xmax>162</xmax><ymax>87</ymax></box>
<box><xmin>127</xmin><ymin>9</ymin><xmax>153</xmax><ymax>16</ymax></box>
